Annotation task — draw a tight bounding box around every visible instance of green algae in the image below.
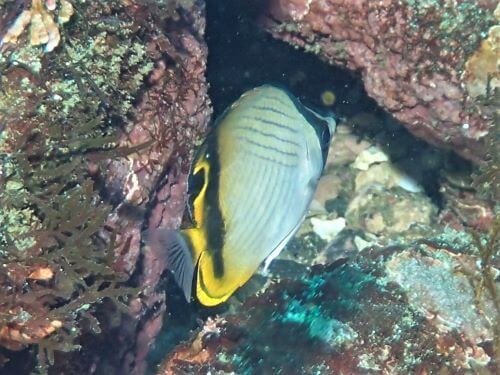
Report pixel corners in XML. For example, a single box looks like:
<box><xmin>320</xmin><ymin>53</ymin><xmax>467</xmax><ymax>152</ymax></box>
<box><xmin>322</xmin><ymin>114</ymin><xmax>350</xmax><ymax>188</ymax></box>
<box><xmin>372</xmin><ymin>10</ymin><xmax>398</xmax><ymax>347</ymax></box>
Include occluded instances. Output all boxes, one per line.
<box><xmin>0</xmin><ymin>1</ymin><xmax>157</xmax><ymax>371</ymax></box>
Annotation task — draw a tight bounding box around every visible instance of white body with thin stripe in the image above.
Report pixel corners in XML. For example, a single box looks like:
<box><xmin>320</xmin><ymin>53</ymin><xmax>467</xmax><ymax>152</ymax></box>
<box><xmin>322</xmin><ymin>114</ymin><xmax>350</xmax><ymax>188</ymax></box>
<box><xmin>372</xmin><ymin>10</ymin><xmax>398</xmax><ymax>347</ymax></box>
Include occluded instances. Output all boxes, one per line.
<box><xmin>216</xmin><ymin>86</ymin><xmax>325</xmax><ymax>284</ymax></box>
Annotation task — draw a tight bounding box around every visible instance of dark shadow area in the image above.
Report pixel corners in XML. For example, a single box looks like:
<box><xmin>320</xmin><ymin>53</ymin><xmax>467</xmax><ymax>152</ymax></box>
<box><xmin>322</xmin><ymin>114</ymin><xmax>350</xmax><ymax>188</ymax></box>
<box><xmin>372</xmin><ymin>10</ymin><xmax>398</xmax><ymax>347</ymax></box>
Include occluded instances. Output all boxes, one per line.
<box><xmin>206</xmin><ymin>1</ymin><xmax>366</xmax><ymax>117</ymax></box>
<box><xmin>146</xmin><ymin>272</ymin><xmax>228</xmax><ymax>374</ymax></box>
<box><xmin>0</xmin><ymin>347</ymin><xmax>35</xmax><ymax>375</ymax></box>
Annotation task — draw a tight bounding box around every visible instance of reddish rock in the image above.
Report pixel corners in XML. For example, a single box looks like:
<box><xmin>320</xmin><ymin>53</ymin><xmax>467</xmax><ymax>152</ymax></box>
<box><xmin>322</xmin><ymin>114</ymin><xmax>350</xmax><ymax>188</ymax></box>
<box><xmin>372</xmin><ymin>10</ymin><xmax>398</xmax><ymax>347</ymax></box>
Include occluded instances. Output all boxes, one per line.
<box><xmin>98</xmin><ymin>2</ymin><xmax>211</xmax><ymax>374</ymax></box>
<box><xmin>0</xmin><ymin>0</ymin><xmax>210</xmax><ymax>373</ymax></box>
<box><xmin>159</xmin><ymin>239</ymin><xmax>499</xmax><ymax>374</ymax></box>
<box><xmin>262</xmin><ymin>0</ymin><xmax>497</xmax><ymax>163</ymax></box>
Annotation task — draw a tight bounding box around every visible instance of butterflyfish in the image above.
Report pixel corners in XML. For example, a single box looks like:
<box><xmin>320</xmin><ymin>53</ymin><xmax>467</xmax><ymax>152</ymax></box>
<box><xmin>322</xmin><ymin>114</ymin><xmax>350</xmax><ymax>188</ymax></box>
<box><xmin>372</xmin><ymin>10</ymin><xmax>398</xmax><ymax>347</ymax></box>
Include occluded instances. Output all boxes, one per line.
<box><xmin>149</xmin><ymin>84</ymin><xmax>336</xmax><ymax>306</ymax></box>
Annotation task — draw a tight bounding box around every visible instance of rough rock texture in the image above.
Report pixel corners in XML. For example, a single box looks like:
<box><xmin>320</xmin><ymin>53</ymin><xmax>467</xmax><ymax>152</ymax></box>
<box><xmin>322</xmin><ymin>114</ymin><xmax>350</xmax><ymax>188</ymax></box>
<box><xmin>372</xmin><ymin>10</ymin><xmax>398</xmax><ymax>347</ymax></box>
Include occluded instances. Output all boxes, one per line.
<box><xmin>153</xmin><ymin>118</ymin><xmax>498</xmax><ymax>375</ymax></box>
<box><xmin>158</xmin><ymin>238</ymin><xmax>498</xmax><ymax>374</ymax></box>
<box><xmin>104</xmin><ymin>3</ymin><xmax>211</xmax><ymax>374</ymax></box>
<box><xmin>262</xmin><ymin>0</ymin><xmax>499</xmax><ymax>163</ymax></box>
<box><xmin>0</xmin><ymin>0</ymin><xmax>210</xmax><ymax>373</ymax></box>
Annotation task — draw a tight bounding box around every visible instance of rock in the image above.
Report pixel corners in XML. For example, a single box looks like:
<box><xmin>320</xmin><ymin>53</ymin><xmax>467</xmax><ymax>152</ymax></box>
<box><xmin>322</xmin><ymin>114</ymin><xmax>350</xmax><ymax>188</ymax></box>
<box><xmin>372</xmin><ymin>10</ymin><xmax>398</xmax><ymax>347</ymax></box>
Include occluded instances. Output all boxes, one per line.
<box><xmin>462</xmin><ymin>21</ymin><xmax>500</xmax><ymax>99</ymax></box>
<box><xmin>325</xmin><ymin>123</ymin><xmax>371</xmax><ymax>169</ymax></box>
<box><xmin>262</xmin><ymin>0</ymin><xmax>498</xmax><ymax>163</ymax></box>
<box><xmin>353</xmin><ymin>235</ymin><xmax>373</xmax><ymax>252</ymax></box>
<box><xmin>312</xmin><ymin>174</ymin><xmax>343</xmax><ymax>209</ymax></box>
<box><xmin>0</xmin><ymin>0</ymin><xmax>210</xmax><ymax>373</ymax></box>
<box><xmin>385</xmin><ymin>248</ymin><xmax>496</xmax><ymax>344</ymax></box>
<box><xmin>310</xmin><ymin>216</ymin><xmax>346</xmax><ymax>242</ymax></box>
<box><xmin>352</xmin><ymin>146</ymin><xmax>389</xmax><ymax>171</ymax></box>
<box><xmin>157</xmin><ymin>237</ymin><xmax>499</xmax><ymax>374</ymax></box>
<box><xmin>355</xmin><ymin>162</ymin><xmax>423</xmax><ymax>193</ymax></box>
<box><xmin>346</xmin><ymin>186</ymin><xmax>436</xmax><ymax>236</ymax></box>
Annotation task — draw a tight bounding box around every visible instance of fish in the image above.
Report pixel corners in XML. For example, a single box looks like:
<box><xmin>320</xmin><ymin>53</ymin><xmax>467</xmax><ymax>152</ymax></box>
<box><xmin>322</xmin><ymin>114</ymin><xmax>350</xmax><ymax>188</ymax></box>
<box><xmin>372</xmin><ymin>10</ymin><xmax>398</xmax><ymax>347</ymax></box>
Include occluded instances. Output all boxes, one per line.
<box><xmin>149</xmin><ymin>84</ymin><xmax>336</xmax><ymax>306</ymax></box>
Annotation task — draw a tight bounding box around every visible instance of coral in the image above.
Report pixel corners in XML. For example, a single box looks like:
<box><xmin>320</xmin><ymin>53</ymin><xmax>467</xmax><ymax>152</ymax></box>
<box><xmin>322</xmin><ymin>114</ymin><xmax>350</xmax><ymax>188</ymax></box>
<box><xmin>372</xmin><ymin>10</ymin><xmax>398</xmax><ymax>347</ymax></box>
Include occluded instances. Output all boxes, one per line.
<box><xmin>462</xmin><ymin>6</ymin><xmax>500</xmax><ymax>100</ymax></box>
<box><xmin>262</xmin><ymin>0</ymin><xmax>498</xmax><ymax>163</ymax></box>
<box><xmin>0</xmin><ymin>0</ymin><xmax>74</xmax><ymax>52</ymax></box>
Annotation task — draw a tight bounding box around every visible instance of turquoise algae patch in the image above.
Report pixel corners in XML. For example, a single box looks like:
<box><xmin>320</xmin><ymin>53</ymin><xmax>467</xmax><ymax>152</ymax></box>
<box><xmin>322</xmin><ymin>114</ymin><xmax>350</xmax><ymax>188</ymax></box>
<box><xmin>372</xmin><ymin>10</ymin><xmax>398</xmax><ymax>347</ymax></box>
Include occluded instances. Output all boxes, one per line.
<box><xmin>281</xmin><ymin>299</ymin><xmax>358</xmax><ymax>348</ymax></box>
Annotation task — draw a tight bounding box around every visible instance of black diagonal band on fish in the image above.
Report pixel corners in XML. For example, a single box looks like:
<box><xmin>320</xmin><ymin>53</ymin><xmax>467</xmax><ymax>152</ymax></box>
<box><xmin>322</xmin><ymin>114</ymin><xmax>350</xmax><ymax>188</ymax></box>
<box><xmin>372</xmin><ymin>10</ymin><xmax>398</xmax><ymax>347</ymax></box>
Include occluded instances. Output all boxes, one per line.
<box><xmin>147</xmin><ymin>85</ymin><xmax>337</xmax><ymax>306</ymax></box>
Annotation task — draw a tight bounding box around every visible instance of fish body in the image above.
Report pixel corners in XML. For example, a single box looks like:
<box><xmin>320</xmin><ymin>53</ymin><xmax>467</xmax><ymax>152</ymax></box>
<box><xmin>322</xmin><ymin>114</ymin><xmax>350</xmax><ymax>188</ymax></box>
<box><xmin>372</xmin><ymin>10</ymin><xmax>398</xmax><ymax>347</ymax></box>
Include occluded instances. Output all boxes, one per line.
<box><xmin>152</xmin><ymin>85</ymin><xmax>336</xmax><ymax>306</ymax></box>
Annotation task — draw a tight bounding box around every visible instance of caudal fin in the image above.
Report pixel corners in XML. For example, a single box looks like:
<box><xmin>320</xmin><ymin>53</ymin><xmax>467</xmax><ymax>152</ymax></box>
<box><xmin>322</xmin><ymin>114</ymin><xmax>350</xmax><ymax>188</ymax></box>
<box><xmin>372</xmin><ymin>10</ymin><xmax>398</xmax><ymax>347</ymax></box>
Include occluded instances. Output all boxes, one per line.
<box><xmin>145</xmin><ymin>228</ymin><xmax>195</xmax><ymax>302</ymax></box>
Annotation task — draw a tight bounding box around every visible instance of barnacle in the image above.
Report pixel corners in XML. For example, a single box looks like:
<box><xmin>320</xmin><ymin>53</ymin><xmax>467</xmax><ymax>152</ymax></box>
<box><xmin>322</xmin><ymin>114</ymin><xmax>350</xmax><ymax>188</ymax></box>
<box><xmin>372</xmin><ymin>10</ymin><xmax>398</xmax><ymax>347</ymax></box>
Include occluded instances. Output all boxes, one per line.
<box><xmin>0</xmin><ymin>0</ymin><xmax>74</xmax><ymax>52</ymax></box>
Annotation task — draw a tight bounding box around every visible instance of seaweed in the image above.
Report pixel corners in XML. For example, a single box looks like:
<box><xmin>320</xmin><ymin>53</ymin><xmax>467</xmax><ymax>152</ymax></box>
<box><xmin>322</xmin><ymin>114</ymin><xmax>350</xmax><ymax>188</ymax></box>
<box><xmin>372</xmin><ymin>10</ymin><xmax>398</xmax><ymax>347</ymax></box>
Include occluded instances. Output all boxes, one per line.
<box><xmin>471</xmin><ymin>217</ymin><xmax>500</xmax><ymax>372</ymax></box>
<box><xmin>0</xmin><ymin>1</ymin><xmax>157</xmax><ymax>372</ymax></box>
<box><xmin>473</xmin><ymin>112</ymin><xmax>500</xmax><ymax>204</ymax></box>
<box><xmin>0</xmin><ymin>97</ymin><xmax>140</xmax><ymax>372</ymax></box>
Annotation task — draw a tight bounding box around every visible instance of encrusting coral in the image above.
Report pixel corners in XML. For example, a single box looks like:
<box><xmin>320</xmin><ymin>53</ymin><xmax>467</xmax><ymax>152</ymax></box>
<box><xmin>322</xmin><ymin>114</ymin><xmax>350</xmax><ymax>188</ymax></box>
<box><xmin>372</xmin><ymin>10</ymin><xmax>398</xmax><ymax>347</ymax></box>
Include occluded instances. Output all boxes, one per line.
<box><xmin>262</xmin><ymin>0</ymin><xmax>498</xmax><ymax>163</ymax></box>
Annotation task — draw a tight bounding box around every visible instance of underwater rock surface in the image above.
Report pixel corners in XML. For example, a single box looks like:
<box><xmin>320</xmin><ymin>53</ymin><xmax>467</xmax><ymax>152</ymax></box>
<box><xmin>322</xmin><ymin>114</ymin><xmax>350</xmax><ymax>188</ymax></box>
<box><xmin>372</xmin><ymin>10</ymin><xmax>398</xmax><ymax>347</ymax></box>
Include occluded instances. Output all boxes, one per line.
<box><xmin>159</xmin><ymin>225</ymin><xmax>500</xmax><ymax>374</ymax></box>
<box><xmin>263</xmin><ymin>0</ymin><xmax>499</xmax><ymax>163</ymax></box>
<box><xmin>155</xmin><ymin>119</ymin><xmax>499</xmax><ymax>374</ymax></box>
<box><xmin>158</xmin><ymin>239</ymin><xmax>498</xmax><ymax>374</ymax></box>
<box><xmin>1</xmin><ymin>1</ymin><xmax>497</xmax><ymax>374</ymax></box>
<box><xmin>0</xmin><ymin>0</ymin><xmax>209</xmax><ymax>373</ymax></box>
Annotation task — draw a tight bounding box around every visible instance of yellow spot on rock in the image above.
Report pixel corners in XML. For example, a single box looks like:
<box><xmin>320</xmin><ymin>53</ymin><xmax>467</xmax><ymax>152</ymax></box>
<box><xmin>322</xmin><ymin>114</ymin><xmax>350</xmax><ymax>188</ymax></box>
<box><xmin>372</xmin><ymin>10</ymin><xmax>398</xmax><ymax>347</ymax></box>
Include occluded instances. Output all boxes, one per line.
<box><xmin>1</xmin><ymin>0</ymin><xmax>74</xmax><ymax>52</ymax></box>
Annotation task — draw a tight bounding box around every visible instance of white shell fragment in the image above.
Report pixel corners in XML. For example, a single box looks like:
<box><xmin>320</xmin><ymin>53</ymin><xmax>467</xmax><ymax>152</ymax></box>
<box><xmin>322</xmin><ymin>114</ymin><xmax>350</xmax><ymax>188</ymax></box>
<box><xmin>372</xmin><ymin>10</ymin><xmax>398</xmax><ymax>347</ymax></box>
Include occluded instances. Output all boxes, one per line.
<box><xmin>354</xmin><ymin>236</ymin><xmax>372</xmax><ymax>251</ymax></box>
<box><xmin>310</xmin><ymin>217</ymin><xmax>346</xmax><ymax>242</ymax></box>
<box><xmin>352</xmin><ymin>146</ymin><xmax>389</xmax><ymax>171</ymax></box>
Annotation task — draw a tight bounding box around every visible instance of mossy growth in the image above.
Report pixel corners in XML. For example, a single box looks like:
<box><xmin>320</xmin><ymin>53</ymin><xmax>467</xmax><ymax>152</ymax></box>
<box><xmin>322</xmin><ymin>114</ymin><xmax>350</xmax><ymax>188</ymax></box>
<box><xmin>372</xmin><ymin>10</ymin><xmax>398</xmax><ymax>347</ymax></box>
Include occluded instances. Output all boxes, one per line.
<box><xmin>0</xmin><ymin>0</ymin><xmax>154</xmax><ymax>121</ymax></box>
<box><xmin>473</xmin><ymin>115</ymin><xmax>499</xmax><ymax>207</ymax></box>
<box><xmin>0</xmin><ymin>0</ymin><xmax>160</xmax><ymax>372</ymax></box>
<box><xmin>0</xmin><ymin>97</ymin><xmax>140</xmax><ymax>372</ymax></box>
<box><xmin>406</xmin><ymin>0</ymin><xmax>496</xmax><ymax>70</ymax></box>
<box><xmin>470</xmin><ymin>217</ymin><xmax>500</xmax><ymax>368</ymax></box>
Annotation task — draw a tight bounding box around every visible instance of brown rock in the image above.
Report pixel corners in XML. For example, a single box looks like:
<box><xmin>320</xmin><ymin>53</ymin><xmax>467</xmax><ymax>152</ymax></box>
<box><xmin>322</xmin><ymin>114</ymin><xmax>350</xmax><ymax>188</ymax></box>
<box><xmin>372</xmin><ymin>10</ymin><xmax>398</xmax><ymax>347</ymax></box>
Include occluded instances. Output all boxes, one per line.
<box><xmin>262</xmin><ymin>0</ymin><xmax>498</xmax><ymax>162</ymax></box>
